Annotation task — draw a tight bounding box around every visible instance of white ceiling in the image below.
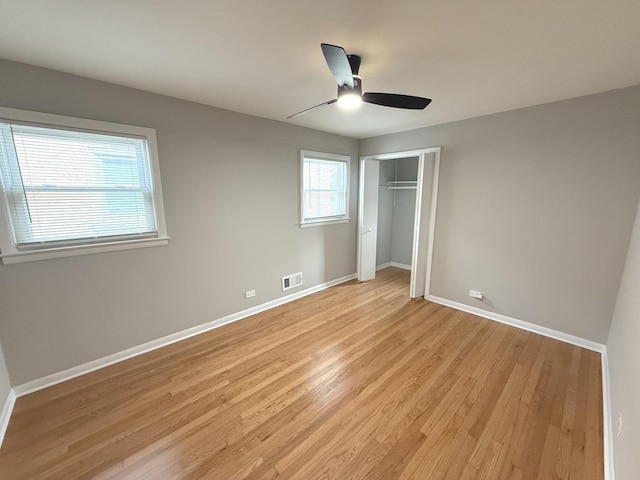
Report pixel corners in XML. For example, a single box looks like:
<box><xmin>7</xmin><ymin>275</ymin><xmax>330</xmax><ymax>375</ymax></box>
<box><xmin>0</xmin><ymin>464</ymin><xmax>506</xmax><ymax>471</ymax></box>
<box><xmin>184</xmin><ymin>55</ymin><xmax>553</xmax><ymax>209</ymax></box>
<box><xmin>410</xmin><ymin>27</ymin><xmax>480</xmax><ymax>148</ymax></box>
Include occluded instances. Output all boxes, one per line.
<box><xmin>1</xmin><ymin>0</ymin><xmax>639</xmax><ymax>139</ymax></box>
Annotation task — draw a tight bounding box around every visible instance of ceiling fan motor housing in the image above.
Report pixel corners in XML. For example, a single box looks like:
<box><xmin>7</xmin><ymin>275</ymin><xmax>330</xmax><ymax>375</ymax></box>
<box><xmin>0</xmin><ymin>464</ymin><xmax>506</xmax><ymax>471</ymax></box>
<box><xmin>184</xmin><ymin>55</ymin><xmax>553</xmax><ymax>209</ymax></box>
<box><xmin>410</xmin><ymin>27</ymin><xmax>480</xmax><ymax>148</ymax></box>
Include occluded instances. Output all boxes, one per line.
<box><xmin>347</xmin><ymin>54</ymin><xmax>361</xmax><ymax>75</ymax></box>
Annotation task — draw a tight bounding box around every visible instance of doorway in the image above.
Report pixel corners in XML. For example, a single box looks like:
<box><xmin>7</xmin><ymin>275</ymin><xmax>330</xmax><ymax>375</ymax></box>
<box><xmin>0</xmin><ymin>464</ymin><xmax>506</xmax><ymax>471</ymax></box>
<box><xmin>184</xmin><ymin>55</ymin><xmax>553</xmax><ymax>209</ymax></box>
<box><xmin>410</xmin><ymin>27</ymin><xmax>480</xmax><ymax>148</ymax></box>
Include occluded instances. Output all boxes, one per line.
<box><xmin>376</xmin><ymin>156</ymin><xmax>419</xmax><ymax>273</ymax></box>
<box><xmin>357</xmin><ymin>148</ymin><xmax>441</xmax><ymax>298</ymax></box>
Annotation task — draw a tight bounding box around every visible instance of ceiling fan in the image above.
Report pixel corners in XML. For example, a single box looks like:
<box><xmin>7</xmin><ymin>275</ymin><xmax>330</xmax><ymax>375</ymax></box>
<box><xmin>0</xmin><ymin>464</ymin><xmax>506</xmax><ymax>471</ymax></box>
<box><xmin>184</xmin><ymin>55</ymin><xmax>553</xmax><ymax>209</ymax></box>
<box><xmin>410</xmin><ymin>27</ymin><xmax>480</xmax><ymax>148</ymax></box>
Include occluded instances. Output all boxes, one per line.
<box><xmin>287</xmin><ymin>43</ymin><xmax>432</xmax><ymax>119</ymax></box>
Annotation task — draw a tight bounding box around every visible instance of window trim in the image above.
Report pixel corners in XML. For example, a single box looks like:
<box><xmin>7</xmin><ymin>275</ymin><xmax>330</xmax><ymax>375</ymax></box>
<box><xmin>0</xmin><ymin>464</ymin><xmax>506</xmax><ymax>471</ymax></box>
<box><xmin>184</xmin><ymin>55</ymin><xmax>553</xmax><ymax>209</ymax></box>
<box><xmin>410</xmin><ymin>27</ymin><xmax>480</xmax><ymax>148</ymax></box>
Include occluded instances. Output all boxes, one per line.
<box><xmin>0</xmin><ymin>106</ymin><xmax>169</xmax><ymax>264</ymax></box>
<box><xmin>299</xmin><ymin>150</ymin><xmax>351</xmax><ymax>228</ymax></box>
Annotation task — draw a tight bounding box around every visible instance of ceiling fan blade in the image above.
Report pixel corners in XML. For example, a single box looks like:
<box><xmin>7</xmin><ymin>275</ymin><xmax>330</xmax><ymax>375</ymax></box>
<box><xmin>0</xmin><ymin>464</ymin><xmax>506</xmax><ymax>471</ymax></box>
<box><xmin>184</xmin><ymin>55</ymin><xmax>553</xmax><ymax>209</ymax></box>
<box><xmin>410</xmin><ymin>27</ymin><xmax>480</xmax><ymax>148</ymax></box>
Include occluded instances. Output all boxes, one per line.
<box><xmin>362</xmin><ymin>92</ymin><xmax>432</xmax><ymax>110</ymax></box>
<box><xmin>287</xmin><ymin>99</ymin><xmax>337</xmax><ymax>119</ymax></box>
<box><xmin>321</xmin><ymin>43</ymin><xmax>354</xmax><ymax>88</ymax></box>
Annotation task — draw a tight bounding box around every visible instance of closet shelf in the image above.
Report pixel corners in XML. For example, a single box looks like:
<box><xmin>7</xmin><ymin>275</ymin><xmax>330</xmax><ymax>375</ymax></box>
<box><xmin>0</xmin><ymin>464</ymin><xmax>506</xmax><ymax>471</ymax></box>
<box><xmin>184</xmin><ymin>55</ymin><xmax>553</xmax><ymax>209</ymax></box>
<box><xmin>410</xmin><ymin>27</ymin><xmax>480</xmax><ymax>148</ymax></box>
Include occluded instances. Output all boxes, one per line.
<box><xmin>386</xmin><ymin>181</ymin><xmax>417</xmax><ymax>190</ymax></box>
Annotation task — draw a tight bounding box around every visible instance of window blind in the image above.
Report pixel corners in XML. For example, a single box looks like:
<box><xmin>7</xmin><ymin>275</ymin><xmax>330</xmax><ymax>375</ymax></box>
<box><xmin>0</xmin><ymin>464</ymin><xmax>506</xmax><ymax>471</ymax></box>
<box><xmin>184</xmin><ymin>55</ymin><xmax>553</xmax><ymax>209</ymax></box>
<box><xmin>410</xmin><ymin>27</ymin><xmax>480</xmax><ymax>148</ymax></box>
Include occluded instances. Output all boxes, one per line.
<box><xmin>0</xmin><ymin>122</ymin><xmax>158</xmax><ymax>250</ymax></box>
<box><xmin>302</xmin><ymin>157</ymin><xmax>347</xmax><ymax>221</ymax></box>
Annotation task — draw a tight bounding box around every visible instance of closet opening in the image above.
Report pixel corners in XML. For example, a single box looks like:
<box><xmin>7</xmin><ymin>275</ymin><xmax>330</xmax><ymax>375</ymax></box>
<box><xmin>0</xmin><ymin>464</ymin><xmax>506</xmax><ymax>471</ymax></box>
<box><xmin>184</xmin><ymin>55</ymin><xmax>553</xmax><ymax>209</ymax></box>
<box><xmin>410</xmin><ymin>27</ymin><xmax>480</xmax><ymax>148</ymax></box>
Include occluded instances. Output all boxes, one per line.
<box><xmin>357</xmin><ymin>148</ymin><xmax>441</xmax><ymax>298</ymax></box>
<box><xmin>376</xmin><ymin>156</ymin><xmax>419</xmax><ymax>273</ymax></box>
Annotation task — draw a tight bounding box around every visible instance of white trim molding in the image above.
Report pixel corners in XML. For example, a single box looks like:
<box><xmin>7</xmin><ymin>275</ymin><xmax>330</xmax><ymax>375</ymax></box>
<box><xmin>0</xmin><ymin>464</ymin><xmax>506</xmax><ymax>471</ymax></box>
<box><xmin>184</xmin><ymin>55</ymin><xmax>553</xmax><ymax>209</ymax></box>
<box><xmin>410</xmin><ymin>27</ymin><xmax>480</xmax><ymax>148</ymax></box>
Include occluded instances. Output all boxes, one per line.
<box><xmin>13</xmin><ymin>273</ymin><xmax>357</xmax><ymax>397</ymax></box>
<box><xmin>0</xmin><ymin>237</ymin><xmax>169</xmax><ymax>264</ymax></box>
<box><xmin>390</xmin><ymin>262</ymin><xmax>411</xmax><ymax>271</ymax></box>
<box><xmin>0</xmin><ymin>389</ymin><xmax>16</xmax><ymax>448</ymax></box>
<box><xmin>423</xmin><ymin>151</ymin><xmax>441</xmax><ymax>297</ymax></box>
<box><xmin>426</xmin><ymin>294</ymin><xmax>605</xmax><ymax>352</ymax></box>
<box><xmin>601</xmin><ymin>348</ymin><xmax>615</xmax><ymax>480</ymax></box>
<box><xmin>376</xmin><ymin>262</ymin><xmax>411</xmax><ymax>271</ymax></box>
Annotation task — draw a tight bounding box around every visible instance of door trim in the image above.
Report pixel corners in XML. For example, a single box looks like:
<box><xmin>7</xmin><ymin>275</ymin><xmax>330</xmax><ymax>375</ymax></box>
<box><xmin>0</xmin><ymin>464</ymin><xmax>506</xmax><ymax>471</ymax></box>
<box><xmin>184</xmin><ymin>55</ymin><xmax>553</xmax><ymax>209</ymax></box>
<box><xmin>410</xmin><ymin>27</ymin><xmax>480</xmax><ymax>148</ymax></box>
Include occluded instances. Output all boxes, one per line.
<box><xmin>357</xmin><ymin>147</ymin><xmax>441</xmax><ymax>298</ymax></box>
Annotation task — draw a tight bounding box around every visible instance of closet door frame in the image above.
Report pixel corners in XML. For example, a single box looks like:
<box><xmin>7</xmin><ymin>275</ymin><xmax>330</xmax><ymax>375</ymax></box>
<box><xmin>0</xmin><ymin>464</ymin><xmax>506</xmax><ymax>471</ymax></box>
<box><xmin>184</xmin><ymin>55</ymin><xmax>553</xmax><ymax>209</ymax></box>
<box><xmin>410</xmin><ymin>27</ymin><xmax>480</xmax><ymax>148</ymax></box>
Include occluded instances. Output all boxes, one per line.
<box><xmin>357</xmin><ymin>147</ymin><xmax>441</xmax><ymax>298</ymax></box>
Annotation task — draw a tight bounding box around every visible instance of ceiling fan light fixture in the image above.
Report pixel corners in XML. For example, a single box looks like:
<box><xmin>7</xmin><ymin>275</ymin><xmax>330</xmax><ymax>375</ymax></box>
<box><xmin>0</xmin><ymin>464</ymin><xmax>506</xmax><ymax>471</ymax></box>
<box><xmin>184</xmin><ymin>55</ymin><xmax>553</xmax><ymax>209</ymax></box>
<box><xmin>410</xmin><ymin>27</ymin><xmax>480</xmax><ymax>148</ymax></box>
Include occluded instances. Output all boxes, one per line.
<box><xmin>337</xmin><ymin>92</ymin><xmax>363</xmax><ymax>109</ymax></box>
<box><xmin>337</xmin><ymin>76</ymin><xmax>362</xmax><ymax>110</ymax></box>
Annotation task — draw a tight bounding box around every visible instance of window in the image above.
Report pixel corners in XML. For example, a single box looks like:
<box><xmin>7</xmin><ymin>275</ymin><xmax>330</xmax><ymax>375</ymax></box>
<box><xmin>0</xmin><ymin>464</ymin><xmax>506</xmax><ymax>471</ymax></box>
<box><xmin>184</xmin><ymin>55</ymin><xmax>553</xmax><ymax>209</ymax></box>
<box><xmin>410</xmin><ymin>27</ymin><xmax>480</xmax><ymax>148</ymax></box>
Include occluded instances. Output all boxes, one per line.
<box><xmin>300</xmin><ymin>150</ymin><xmax>350</xmax><ymax>227</ymax></box>
<box><xmin>0</xmin><ymin>107</ymin><xmax>168</xmax><ymax>264</ymax></box>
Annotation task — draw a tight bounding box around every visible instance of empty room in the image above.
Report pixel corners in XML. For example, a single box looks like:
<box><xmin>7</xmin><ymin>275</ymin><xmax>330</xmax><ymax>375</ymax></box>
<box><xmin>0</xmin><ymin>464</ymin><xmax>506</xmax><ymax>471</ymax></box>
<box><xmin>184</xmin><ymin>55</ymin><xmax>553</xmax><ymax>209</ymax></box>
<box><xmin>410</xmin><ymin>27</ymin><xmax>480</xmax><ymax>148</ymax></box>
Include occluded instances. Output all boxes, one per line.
<box><xmin>0</xmin><ymin>1</ymin><xmax>639</xmax><ymax>479</ymax></box>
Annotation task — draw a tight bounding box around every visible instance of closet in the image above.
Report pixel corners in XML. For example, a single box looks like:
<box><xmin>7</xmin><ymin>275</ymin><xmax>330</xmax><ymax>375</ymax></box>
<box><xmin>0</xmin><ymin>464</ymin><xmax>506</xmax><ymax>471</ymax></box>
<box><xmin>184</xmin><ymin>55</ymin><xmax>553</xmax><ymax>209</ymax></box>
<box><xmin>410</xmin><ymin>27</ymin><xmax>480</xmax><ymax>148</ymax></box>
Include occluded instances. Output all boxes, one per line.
<box><xmin>376</xmin><ymin>156</ymin><xmax>419</xmax><ymax>271</ymax></box>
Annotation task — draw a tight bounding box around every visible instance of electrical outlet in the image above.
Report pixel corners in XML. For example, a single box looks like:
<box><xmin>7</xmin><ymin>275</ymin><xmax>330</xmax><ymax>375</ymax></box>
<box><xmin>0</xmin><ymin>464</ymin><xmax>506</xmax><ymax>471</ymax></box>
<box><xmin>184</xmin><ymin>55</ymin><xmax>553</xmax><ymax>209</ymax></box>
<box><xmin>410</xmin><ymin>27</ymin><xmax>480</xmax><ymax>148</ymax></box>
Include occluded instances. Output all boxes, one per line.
<box><xmin>245</xmin><ymin>290</ymin><xmax>255</xmax><ymax>299</ymax></box>
<box><xmin>469</xmin><ymin>290</ymin><xmax>484</xmax><ymax>300</ymax></box>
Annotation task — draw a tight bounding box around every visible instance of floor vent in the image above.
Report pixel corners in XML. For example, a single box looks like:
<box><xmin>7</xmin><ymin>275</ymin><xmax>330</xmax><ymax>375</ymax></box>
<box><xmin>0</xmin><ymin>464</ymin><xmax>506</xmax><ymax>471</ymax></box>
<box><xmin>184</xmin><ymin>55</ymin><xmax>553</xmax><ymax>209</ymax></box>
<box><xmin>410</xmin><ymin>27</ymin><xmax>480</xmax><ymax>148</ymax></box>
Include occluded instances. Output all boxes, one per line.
<box><xmin>282</xmin><ymin>272</ymin><xmax>303</xmax><ymax>291</ymax></box>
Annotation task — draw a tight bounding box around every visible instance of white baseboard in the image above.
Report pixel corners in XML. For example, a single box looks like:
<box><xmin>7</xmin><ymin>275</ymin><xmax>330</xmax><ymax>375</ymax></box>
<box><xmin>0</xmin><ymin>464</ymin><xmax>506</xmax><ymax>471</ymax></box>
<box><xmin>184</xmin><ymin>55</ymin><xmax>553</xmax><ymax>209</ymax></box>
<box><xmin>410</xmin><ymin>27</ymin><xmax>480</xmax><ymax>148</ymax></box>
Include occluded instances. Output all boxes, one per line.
<box><xmin>425</xmin><ymin>295</ymin><xmax>605</xmax><ymax>353</ymax></box>
<box><xmin>376</xmin><ymin>262</ymin><xmax>411</xmax><ymax>271</ymax></box>
<box><xmin>0</xmin><ymin>388</ymin><xmax>16</xmax><ymax>448</ymax></box>
<box><xmin>601</xmin><ymin>349</ymin><xmax>615</xmax><ymax>480</ymax></box>
<box><xmin>390</xmin><ymin>262</ymin><xmax>411</xmax><ymax>271</ymax></box>
<box><xmin>13</xmin><ymin>273</ymin><xmax>357</xmax><ymax>398</ymax></box>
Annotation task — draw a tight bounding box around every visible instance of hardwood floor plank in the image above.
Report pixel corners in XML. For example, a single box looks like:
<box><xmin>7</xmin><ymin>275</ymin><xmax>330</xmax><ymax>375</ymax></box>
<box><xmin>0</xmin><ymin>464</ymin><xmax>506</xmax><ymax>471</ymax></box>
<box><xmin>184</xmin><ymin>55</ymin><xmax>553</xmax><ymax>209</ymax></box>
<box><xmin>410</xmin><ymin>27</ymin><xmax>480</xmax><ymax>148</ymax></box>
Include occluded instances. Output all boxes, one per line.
<box><xmin>0</xmin><ymin>268</ymin><xmax>604</xmax><ymax>479</ymax></box>
<box><xmin>584</xmin><ymin>351</ymin><xmax>605</xmax><ymax>479</ymax></box>
<box><xmin>443</xmin><ymin>434</ymin><xmax>479</xmax><ymax>480</ymax></box>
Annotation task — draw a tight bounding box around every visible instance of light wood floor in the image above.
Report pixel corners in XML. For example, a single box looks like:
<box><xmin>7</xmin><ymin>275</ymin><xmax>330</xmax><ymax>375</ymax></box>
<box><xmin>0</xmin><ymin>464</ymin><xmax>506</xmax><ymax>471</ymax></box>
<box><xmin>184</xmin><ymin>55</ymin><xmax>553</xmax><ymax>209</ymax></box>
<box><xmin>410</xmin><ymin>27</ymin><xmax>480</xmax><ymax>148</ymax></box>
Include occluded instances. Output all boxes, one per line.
<box><xmin>0</xmin><ymin>268</ymin><xmax>603</xmax><ymax>479</ymax></box>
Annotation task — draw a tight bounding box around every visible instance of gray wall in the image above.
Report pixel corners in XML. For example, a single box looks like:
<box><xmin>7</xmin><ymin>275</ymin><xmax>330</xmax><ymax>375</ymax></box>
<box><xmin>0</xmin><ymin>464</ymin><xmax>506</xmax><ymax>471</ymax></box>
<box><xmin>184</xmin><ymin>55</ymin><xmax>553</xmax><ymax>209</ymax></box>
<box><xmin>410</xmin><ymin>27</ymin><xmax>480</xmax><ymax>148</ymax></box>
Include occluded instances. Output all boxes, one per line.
<box><xmin>376</xmin><ymin>158</ymin><xmax>418</xmax><ymax>268</ymax></box>
<box><xmin>376</xmin><ymin>161</ymin><xmax>395</xmax><ymax>267</ymax></box>
<box><xmin>0</xmin><ymin>59</ymin><xmax>359</xmax><ymax>385</ymax></box>
<box><xmin>389</xmin><ymin>190</ymin><xmax>416</xmax><ymax>266</ymax></box>
<box><xmin>390</xmin><ymin>158</ymin><xmax>418</xmax><ymax>266</ymax></box>
<box><xmin>607</xmin><ymin>197</ymin><xmax>640</xmax><ymax>480</ymax></box>
<box><xmin>361</xmin><ymin>86</ymin><xmax>640</xmax><ymax>343</ymax></box>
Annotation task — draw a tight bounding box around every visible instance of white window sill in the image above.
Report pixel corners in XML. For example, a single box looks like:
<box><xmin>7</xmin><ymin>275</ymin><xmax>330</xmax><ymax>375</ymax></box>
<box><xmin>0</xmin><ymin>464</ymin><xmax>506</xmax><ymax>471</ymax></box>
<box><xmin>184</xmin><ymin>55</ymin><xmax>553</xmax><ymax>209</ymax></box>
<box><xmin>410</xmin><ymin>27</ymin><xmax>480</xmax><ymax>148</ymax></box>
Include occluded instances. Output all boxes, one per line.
<box><xmin>299</xmin><ymin>218</ymin><xmax>350</xmax><ymax>228</ymax></box>
<box><xmin>0</xmin><ymin>237</ymin><xmax>170</xmax><ymax>265</ymax></box>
